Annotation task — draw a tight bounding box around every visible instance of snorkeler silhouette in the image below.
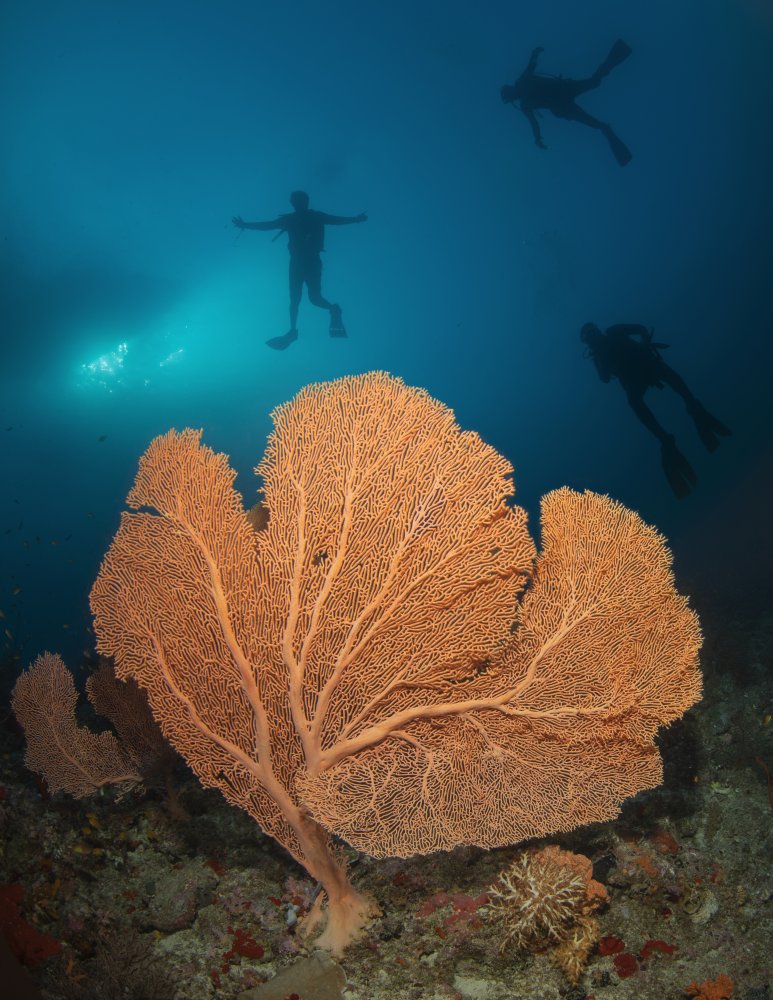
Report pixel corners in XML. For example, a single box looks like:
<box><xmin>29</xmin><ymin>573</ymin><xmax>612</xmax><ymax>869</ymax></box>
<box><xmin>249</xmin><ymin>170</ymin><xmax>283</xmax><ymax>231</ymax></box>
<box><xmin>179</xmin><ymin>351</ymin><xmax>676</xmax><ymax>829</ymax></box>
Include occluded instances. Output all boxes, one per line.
<box><xmin>501</xmin><ymin>40</ymin><xmax>633</xmax><ymax>166</ymax></box>
<box><xmin>232</xmin><ymin>191</ymin><xmax>367</xmax><ymax>350</ymax></box>
<box><xmin>581</xmin><ymin>323</ymin><xmax>731</xmax><ymax>498</ymax></box>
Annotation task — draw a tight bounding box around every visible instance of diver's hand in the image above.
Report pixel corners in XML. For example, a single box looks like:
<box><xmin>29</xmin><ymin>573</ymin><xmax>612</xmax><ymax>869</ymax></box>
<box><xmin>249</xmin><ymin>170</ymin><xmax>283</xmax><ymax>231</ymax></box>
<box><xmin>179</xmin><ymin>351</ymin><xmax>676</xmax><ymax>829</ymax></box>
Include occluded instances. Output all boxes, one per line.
<box><xmin>356</xmin><ymin>212</ymin><xmax>367</xmax><ymax>223</ymax></box>
<box><xmin>232</xmin><ymin>215</ymin><xmax>245</xmax><ymax>229</ymax></box>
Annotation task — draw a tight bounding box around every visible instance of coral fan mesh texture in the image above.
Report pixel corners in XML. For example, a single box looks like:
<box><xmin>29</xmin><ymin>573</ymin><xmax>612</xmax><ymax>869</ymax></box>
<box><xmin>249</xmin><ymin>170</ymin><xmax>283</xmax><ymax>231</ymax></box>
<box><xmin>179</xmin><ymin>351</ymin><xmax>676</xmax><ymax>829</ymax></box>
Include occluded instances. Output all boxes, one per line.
<box><xmin>11</xmin><ymin>652</ymin><xmax>139</xmax><ymax>798</ymax></box>
<box><xmin>90</xmin><ymin>372</ymin><xmax>702</xmax><ymax>864</ymax></box>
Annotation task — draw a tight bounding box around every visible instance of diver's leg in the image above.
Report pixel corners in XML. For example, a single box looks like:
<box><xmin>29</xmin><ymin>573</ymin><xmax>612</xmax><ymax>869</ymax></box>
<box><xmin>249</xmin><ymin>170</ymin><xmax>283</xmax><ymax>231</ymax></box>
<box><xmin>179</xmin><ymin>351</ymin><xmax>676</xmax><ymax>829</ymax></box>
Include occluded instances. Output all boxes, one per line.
<box><xmin>626</xmin><ymin>390</ymin><xmax>697</xmax><ymax>498</ymax></box>
<box><xmin>569</xmin><ymin>78</ymin><xmax>601</xmax><ymax>97</ymax></box>
<box><xmin>555</xmin><ymin>102</ymin><xmax>608</xmax><ymax>130</ymax></box>
<box><xmin>626</xmin><ymin>390</ymin><xmax>670</xmax><ymax>443</ymax></box>
<box><xmin>659</xmin><ymin>365</ymin><xmax>699</xmax><ymax>403</ymax></box>
<box><xmin>265</xmin><ymin>260</ymin><xmax>301</xmax><ymax>349</ymax></box>
<box><xmin>289</xmin><ymin>259</ymin><xmax>303</xmax><ymax>329</ymax></box>
<box><xmin>328</xmin><ymin>303</ymin><xmax>346</xmax><ymax>336</ymax></box>
<box><xmin>306</xmin><ymin>257</ymin><xmax>333</xmax><ymax>311</ymax></box>
<box><xmin>592</xmin><ymin>39</ymin><xmax>632</xmax><ymax>82</ymax></box>
<box><xmin>559</xmin><ymin>102</ymin><xmax>632</xmax><ymax>166</ymax></box>
<box><xmin>306</xmin><ymin>257</ymin><xmax>346</xmax><ymax>337</ymax></box>
<box><xmin>660</xmin><ymin>365</ymin><xmax>731</xmax><ymax>451</ymax></box>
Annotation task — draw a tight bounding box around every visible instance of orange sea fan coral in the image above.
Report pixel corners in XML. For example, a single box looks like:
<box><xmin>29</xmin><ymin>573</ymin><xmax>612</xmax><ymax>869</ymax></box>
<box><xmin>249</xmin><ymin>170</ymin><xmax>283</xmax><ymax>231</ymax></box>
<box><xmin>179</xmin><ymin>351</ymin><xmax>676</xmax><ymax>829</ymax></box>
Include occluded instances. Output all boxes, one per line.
<box><xmin>89</xmin><ymin>371</ymin><xmax>702</xmax><ymax>954</ymax></box>
<box><xmin>11</xmin><ymin>652</ymin><xmax>142</xmax><ymax>799</ymax></box>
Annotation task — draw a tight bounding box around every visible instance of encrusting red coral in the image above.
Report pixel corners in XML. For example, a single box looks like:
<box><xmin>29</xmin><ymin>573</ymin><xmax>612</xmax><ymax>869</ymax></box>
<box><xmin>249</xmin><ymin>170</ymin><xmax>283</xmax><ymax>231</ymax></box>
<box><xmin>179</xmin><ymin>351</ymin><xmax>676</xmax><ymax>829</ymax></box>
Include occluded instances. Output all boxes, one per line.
<box><xmin>640</xmin><ymin>938</ymin><xmax>676</xmax><ymax>959</ymax></box>
<box><xmin>598</xmin><ymin>935</ymin><xmax>625</xmax><ymax>955</ymax></box>
<box><xmin>0</xmin><ymin>884</ymin><xmax>61</xmax><ymax>966</ymax></box>
<box><xmin>613</xmin><ymin>952</ymin><xmax>638</xmax><ymax>979</ymax></box>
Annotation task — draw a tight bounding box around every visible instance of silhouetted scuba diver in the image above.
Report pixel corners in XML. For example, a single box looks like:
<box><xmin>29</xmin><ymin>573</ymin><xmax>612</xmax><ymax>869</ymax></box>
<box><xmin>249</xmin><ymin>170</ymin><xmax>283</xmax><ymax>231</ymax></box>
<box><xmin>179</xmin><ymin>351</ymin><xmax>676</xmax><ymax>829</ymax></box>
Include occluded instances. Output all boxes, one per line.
<box><xmin>232</xmin><ymin>190</ymin><xmax>367</xmax><ymax>350</ymax></box>
<box><xmin>581</xmin><ymin>323</ymin><xmax>731</xmax><ymax>499</ymax></box>
<box><xmin>501</xmin><ymin>40</ymin><xmax>633</xmax><ymax>166</ymax></box>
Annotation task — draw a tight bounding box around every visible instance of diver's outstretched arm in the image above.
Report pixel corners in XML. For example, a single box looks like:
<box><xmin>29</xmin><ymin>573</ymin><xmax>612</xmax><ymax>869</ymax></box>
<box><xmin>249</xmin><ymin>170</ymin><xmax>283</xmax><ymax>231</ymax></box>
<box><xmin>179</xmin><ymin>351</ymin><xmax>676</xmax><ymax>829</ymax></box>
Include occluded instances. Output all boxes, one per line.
<box><xmin>523</xmin><ymin>108</ymin><xmax>546</xmax><ymax>148</ymax></box>
<box><xmin>526</xmin><ymin>46</ymin><xmax>544</xmax><ymax>73</ymax></box>
<box><xmin>320</xmin><ymin>212</ymin><xmax>368</xmax><ymax>226</ymax></box>
<box><xmin>509</xmin><ymin>46</ymin><xmax>543</xmax><ymax>89</ymax></box>
<box><xmin>232</xmin><ymin>216</ymin><xmax>285</xmax><ymax>231</ymax></box>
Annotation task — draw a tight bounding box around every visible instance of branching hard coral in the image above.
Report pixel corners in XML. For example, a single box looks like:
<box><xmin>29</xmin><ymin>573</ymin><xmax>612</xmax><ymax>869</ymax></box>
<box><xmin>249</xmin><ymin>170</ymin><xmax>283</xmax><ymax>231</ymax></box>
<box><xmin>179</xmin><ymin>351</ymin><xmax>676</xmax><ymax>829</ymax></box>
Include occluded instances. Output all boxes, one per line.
<box><xmin>487</xmin><ymin>846</ymin><xmax>608</xmax><ymax>983</ymax></box>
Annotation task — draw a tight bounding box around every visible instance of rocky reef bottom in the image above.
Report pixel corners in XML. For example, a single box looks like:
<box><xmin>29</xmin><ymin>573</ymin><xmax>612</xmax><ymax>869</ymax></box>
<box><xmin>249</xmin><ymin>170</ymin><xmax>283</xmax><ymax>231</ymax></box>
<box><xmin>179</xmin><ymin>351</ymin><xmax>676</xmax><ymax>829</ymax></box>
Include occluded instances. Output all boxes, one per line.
<box><xmin>1</xmin><ymin>608</ymin><xmax>771</xmax><ymax>1000</ymax></box>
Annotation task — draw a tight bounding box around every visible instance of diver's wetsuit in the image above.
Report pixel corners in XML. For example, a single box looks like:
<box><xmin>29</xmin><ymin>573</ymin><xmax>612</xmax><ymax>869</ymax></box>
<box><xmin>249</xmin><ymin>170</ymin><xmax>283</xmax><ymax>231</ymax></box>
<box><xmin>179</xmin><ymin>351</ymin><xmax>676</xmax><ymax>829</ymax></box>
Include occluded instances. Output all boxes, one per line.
<box><xmin>503</xmin><ymin>40</ymin><xmax>633</xmax><ymax>165</ymax></box>
<box><xmin>281</xmin><ymin>210</ymin><xmax>335</xmax><ymax>315</ymax></box>
<box><xmin>589</xmin><ymin>324</ymin><xmax>687</xmax><ymax>439</ymax></box>
<box><xmin>583</xmin><ymin>322</ymin><xmax>731</xmax><ymax>498</ymax></box>
<box><xmin>233</xmin><ymin>197</ymin><xmax>366</xmax><ymax>348</ymax></box>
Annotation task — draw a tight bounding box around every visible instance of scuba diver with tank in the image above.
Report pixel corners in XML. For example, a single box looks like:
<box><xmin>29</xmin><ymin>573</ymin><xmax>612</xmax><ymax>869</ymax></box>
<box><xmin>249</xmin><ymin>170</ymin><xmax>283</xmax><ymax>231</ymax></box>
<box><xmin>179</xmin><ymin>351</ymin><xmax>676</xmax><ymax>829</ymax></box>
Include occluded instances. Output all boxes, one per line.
<box><xmin>580</xmin><ymin>323</ymin><xmax>731</xmax><ymax>498</ymax></box>
<box><xmin>232</xmin><ymin>190</ymin><xmax>367</xmax><ymax>350</ymax></box>
<box><xmin>501</xmin><ymin>39</ymin><xmax>633</xmax><ymax>166</ymax></box>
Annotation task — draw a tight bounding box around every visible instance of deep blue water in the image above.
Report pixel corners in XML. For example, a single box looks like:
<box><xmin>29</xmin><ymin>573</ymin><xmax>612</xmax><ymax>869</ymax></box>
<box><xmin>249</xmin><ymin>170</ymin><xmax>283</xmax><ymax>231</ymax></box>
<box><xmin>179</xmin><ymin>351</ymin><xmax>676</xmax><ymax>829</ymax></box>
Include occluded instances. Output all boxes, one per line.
<box><xmin>2</xmin><ymin>0</ymin><xmax>772</xmax><ymax>676</ymax></box>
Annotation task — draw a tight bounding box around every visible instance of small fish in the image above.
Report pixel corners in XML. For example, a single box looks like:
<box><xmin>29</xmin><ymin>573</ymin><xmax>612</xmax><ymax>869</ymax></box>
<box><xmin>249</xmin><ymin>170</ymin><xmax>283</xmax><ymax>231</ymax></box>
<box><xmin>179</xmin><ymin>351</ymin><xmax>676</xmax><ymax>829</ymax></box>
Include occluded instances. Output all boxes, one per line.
<box><xmin>86</xmin><ymin>512</ymin><xmax>95</xmax><ymax>519</ymax></box>
<box><xmin>50</xmin><ymin>539</ymin><xmax>59</xmax><ymax>546</ymax></box>
<box><xmin>0</xmin><ymin>609</ymin><xmax>5</xmax><ymax>619</ymax></box>
<box><xmin>97</xmin><ymin>434</ymin><xmax>108</xmax><ymax>442</ymax></box>
<box><xmin>62</xmin><ymin>624</ymin><xmax>70</xmax><ymax>630</ymax></box>
<box><xmin>4</xmin><ymin>628</ymin><xmax>13</xmax><ymax>641</ymax></box>
<box><xmin>12</xmin><ymin>586</ymin><xmax>21</xmax><ymax>595</ymax></box>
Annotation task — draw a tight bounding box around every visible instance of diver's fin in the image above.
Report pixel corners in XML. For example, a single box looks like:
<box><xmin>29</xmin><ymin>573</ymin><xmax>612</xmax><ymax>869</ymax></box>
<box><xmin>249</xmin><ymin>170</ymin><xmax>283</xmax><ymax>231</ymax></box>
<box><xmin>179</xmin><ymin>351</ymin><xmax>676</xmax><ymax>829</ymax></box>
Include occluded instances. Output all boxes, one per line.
<box><xmin>688</xmin><ymin>403</ymin><xmax>732</xmax><ymax>452</ymax></box>
<box><xmin>661</xmin><ymin>438</ymin><xmax>697</xmax><ymax>499</ymax></box>
<box><xmin>605</xmin><ymin>128</ymin><xmax>633</xmax><ymax>167</ymax></box>
<box><xmin>329</xmin><ymin>305</ymin><xmax>347</xmax><ymax>338</ymax></box>
<box><xmin>266</xmin><ymin>329</ymin><xmax>298</xmax><ymax>351</ymax></box>
<box><xmin>594</xmin><ymin>39</ymin><xmax>633</xmax><ymax>80</ymax></box>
